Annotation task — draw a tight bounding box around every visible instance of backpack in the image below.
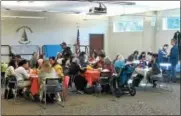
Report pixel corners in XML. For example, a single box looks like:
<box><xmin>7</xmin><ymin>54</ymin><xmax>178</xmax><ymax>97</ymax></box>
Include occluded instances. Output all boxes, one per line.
<box><xmin>83</xmin><ymin>86</ymin><xmax>94</xmax><ymax>94</ymax></box>
<box><xmin>94</xmin><ymin>82</ymin><xmax>102</xmax><ymax>93</ymax></box>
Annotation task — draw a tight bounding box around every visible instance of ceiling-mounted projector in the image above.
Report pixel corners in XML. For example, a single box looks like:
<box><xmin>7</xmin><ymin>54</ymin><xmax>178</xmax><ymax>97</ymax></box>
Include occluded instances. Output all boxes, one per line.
<box><xmin>88</xmin><ymin>2</ymin><xmax>107</xmax><ymax>15</ymax></box>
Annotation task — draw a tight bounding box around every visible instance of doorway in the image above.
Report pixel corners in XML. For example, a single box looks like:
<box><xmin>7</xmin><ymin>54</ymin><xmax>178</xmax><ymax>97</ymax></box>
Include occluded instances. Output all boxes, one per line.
<box><xmin>89</xmin><ymin>34</ymin><xmax>104</xmax><ymax>52</ymax></box>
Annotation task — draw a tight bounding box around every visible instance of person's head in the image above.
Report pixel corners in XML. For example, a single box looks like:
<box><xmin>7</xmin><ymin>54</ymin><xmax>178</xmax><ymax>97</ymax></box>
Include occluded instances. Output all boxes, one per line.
<box><xmin>99</xmin><ymin>53</ymin><xmax>105</xmax><ymax>61</ymax></box>
<box><xmin>60</xmin><ymin>42</ymin><xmax>67</xmax><ymax>49</ymax></box>
<box><xmin>151</xmin><ymin>53</ymin><xmax>158</xmax><ymax>62</ymax></box>
<box><xmin>104</xmin><ymin>57</ymin><xmax>112</xmax><ymax>66</ymax></box>
<box><xmin>15</xmin><ymin>55</ymin><xmax>21</xmax><ymax>61</ymax></box>
<box><xmin>127</xmin><ymin>55</ymin><xmax>134</xmax><ymax>62</ymax></box>
<box><xmin>171</xmin><ymin>39</ymin><xmax>177</xmax><ymax>46</ymax></box>
<box><xmin>91</xmin><ymin>51</ymin><xmax>97</xmax><ymax>59</ymax></box>
<box><xmin>163</xmin><ymin>44</ymin><xmax>169</xmax><ymax>50</ymax></box>
<box><xmin>8</xmin><ymin>59</ymin><xmax>17</xmax><ymax>69</ymax></box>
<box><xmin>141</xmin><ymin>52</ymin><xmax>146</xmax><ymax>57</ymax></box>
<box><xmin>117</xmin><ymin>54</ymin><xmax>124</xmax><ymax>61</ymax></box>
<box><xmin>18</xmin><ymin>60</ymin><xmax>29</xmax><ymax>69</ymax></box>
<box><xmin>114</xmin><ymin>54</ymin><xmax>120</xmax><ymax>61</ymax></box>
<box><xmin>133</xmin><ymin>50</ymin><xmax>139</xmax><ymax>56</ymax></box>
<box><xmin>39</xmin><ymin>54</ymin><xmax>44</xmax><ymax>59</ymax></box>
<box><xmin>49</xmin><ymin>56</ymin><xmax>56</xmax><ymax>66</ymax></box>
<box><xmin>41</xmin><ymin>60</ymin><xmax>52</xmax><ymax>72</ymax></box>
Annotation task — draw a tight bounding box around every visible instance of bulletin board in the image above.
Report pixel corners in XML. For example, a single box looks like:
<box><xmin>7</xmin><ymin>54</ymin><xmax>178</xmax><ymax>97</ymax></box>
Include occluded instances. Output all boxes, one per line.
<box><xmin>42</xmin><ymin>45</ymin><xmax>62</xmax><ymax>59</ymax></box>
<box><xmin>10</xmin><ymin>45</ymin><xmax>40</xmax><ymax>60</ymax></box>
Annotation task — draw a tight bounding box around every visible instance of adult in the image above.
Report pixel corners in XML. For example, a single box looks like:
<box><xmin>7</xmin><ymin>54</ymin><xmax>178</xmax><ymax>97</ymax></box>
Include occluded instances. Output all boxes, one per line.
<box><xmin>60</xmin><ymin>42</ymin><xmax>72</xmax><ymax>66</ymax></box>
<box><xmin>79</xmin><ymin>52</ymin><xmax>88</xmax><ymax>68</ymax></box>
<box><xmin>103</xmin><ymin>57</ymin><xmax>115</xmax><ymax>74</ymax></box>
<box><xmin>4</xmin><ymin>60</ymin><xmax>17</xmax><ymax>87</ymax></box>
<box><xmin>38</xmin><ymin>60</ymin><xmax>59</xmax><ymax>102</ymax></box>
<box><xmin>56</xmin><ymin>53</ymin><xmax>63</xmax><ymax>65</ymax></box>
<box><xmin>89</xmin><ymin>50</ymin><xmax>97</xmax><ymax>62</ymax></box>
<box><xmin>37</xmin><ymin>54</ymin><xmax>44</xmax><ymax>68</ymax></box>
<box><xmin>30</xmin><ymin>52</ymin><xmax>39</xmax><ymax>68</ymax></box>
<box><xmin>15</xmin><ymin>60</ymin><xmax>31</xmax><ymax>89</ymax></box>
<box><xmin>138</xmin><ymin>52</ymin><xmax>146</xmax><ymax>60</ymax></box>
<box><xmin>14</xmin><ymin>55</ymin><xmax>22</xmax><ymax>66</ymax></box>
<box><xmin>49</xmin><ymin>57</ymin><xmax>64</xmax><ymax>79</ymax></box>
<box><xmin>114</xmin><ymin>55</ymin><xmax>125</xmax><ymax>73</ymax></box>
<box><xmin>169</xmin><ymin>39</ymin><xmax>179</xmax><ymax>83</ymax></box>
<box><xmin>158</xmin><ymin>44</ymin><xmax>169</xmax><ymax>63</ymax></box>
<box><xmin>146</xmin><ymin>54</ymin><xmax>161</xmax><ymax>88</ymax></box>
<box><xmin>94</xmin><ymin>53</ymin><xmax>105</xmax><ymax>69</ymax></box>
<box><xmin>112</xmin><ymin>54</ymin><xmax>120</xmax><ymax>65</ymax></box>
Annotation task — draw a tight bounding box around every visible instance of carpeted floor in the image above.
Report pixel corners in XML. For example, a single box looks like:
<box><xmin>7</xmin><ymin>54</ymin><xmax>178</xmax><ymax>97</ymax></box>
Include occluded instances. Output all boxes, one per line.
<box><xmin>1</xmin><ymin>83</ymin><xmax>180</xmax><ymax>115</ymax></box>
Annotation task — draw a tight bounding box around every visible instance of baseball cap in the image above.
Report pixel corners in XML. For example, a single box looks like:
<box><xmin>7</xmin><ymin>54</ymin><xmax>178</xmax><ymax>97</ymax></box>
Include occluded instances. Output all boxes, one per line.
<box><xmin>60</xmin><ymin>42</ymin><xmax>67</xmax><ymax>46</ymax></box>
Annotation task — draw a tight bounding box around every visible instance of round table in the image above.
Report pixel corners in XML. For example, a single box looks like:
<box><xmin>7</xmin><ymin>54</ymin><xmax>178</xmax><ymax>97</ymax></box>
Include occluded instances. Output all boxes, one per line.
<box><xmin>30</xmin><ymin>75</ymin><xmax>40</xmax><ymax>96</ymax></box>
<box><xmin>84</xmin><ymin>70</ymin><xmax>100</xmax><ymax>86</ymax></box>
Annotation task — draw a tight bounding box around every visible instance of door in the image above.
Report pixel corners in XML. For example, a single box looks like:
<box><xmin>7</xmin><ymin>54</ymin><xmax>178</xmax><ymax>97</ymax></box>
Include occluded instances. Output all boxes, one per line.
<box><xmin>89</xmin><ymin>34</ymin><xmax>104</xmax><ymax>52</ymax></box>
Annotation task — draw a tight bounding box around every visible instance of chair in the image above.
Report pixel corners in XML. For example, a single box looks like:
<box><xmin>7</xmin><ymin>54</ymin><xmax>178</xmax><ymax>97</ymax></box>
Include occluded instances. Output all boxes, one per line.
<box><xmin>6</xmin><ymin>80</ymin><xmax>18</xmax><ymax>103</ymax></box>
<box><xmin>40</xmin><ymin>78</ymin><xmax>64</xmax><ymax>109</ymax></box>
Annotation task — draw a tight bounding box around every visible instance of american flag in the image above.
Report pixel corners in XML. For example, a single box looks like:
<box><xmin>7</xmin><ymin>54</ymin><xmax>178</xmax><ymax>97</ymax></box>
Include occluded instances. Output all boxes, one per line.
<box><xmin>76</xmin><ymin>29</ymin><xmax>80</xmax><ymax>55</ymax></box>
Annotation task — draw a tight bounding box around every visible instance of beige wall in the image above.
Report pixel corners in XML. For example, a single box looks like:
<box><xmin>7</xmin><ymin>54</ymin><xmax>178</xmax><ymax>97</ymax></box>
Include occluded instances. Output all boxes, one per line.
<box><xmin>1</xmin><ymin>8</ymin><xmax>180</xmax><ymax>61</ymax></box>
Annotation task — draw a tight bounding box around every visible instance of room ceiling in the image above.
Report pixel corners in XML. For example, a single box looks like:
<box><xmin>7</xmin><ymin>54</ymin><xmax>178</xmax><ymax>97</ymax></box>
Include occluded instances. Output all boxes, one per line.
<box><xmin>1</xmin><ymin>1</ymin><xmax>180</xmax><ymax>16</ymax></box>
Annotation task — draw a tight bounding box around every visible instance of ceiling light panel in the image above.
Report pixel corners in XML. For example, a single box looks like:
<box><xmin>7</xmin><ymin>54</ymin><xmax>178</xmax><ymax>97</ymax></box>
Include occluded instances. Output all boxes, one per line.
<box><xmin>1</xmin><ymin>1</ymin><xmax>49</xmax><ymax>7</ymax></box>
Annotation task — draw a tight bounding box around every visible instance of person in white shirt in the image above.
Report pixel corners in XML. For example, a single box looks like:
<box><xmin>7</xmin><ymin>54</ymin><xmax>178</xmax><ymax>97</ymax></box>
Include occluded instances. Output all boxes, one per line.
<box><xmin>15</xmin><ymin>60</ymin><xmax>31</xmax><ymax>88</ymax></box>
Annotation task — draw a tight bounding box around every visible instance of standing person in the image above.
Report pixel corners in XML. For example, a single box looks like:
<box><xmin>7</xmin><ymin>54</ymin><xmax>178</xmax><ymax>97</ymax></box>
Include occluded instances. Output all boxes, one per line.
<box><xmin>169</xmin><ymin>39</ymin><xmax>179</xmax><ymax>83</ymax></box>
<box><xmin>30</xmin><ymin>52</ymin><xmax>39</xmax><ymax>68</ymax></box>
<box><xmin>60</xmin><ymin>42</ymin><xmax>72</xmax><ymax>67</ymax></box>
<box><xmin>158</xmin><ymin>44</ymin><xmax>169</xmax><ymax>63</ymax></box>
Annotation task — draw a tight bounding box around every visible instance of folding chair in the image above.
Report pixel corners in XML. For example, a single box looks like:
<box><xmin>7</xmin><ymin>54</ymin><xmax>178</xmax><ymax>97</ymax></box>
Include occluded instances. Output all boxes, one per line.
<box><xmin>6</xmin><ymin>80</ymin><xmax>18</xmax><ymax>103</ymax></box>
<box><xmin>40</xmin><ymin>78</ymin><xmax>64</xmax><ymax>109</ymax></box>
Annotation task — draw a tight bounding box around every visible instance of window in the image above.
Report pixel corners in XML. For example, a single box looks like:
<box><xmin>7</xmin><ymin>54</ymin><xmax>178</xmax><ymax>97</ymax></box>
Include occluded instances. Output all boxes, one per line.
<box><xmin>163</xmin><ymin>17</ymin><xmax>180</xmax><ymax>30</ymax></box>
<box><xmin>113</xmin><ymin>18</ymin><xmax>143</xmax><ymax>32</ymax></box>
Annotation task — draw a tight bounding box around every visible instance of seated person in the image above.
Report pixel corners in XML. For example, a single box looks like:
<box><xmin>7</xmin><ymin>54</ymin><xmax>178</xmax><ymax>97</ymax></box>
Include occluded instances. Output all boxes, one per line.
<box><xmin>114</xmin><ymin>55</ymin><xmax>125</xmax><ymax>74</ymax></box>
<box><xmin>103</xmin><ymin>57</ymin><xmax>115</xmax><ymax>75</ymax></box>
<box><xmin>146</xmin><ymin>54</ymin><xmax>161</xmax><ymax>88</ymax></box>
<box><xmin>93</xmin><ymin>53</ymin><xmax>105</xmax><ymax>69</ymax></box>
<box><xmin>15</xmin><ymin>60</ymin><xmax>31</xmax><ymax>92</ymax></box>
<box><xmin>38</xmin><ymin>60</ymin><xmax>61</xmax><ymax>102</ymax></box>
<box><xmin>79</xmin><ymin>52</ymin><xmax>88</xmax><ymax>68</ymax></box>
<box><xmin>5</xmin><ymin>60</ymin><xmax>17</xmax><ymax>87</ymax></box>
<box><xmin>138</xmin><ymin>52</ymin><xmax>146</xmax><ymax>61</ymax></box>
<box><xmin>49</xmin><ymin>57</ymin><xmax>64</xmax><ymax>79</ymax></box>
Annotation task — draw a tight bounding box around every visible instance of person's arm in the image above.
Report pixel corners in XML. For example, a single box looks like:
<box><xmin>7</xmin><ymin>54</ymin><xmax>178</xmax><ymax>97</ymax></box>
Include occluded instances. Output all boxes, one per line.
<box><xmin>22</xmin><ymin>68</ymin><xmax>30</xmax><ymax>79</ymax></box>
<box><xmin>9</xmin><ymin>66</ymin><xmax>16</xmax><ymax>76</ymax></box>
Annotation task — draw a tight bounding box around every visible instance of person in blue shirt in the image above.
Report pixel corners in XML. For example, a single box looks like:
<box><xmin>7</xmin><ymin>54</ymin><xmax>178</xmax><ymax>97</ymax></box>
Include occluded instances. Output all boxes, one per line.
<box><xmin>114</xmin><ymin>55</ymin><xmax>125</xmax><ymax>74</ymax></box>
<box><xmin>169</xmin><ymin>39</ymin><xmax>179</xmax><ymax>83</ymax></box>
<box><xmin>158</xmin><ymin>44</ymin><xmax>169</xmax><ymax>63</ymax></box>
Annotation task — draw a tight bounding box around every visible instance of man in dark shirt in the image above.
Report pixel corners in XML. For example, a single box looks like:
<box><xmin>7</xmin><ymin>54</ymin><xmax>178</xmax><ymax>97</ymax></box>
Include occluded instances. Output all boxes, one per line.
<box><xmin>169</xmin><ymin>39</ymin><xmax>179</xmax><ymax>83</ymax></box>
<box><xmin>60</xmin><ymin>42</ymin><xmax>72</xmax><ymax>67</ymax></box>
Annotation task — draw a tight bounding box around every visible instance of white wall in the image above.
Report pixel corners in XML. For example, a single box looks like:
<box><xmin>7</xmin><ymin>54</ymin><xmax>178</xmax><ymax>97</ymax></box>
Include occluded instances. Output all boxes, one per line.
<box><xmin>1</xmin><ymin>11</ymin><xmax>108</xmax><ymax>51</ymax></box>
<box><xmin>1</xmin><ymin>8</ymin><xmax>180</xmax><ymax>60</ymax></box>
<box><xmin>155</xmin><ymin>8</ymin><xmax>180</xmax><ymax>52</ymax></box>
<box><xmin>106</xmin><ymin>8</ymin><xmax>180</xmax><ymax>59</ymax></box>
